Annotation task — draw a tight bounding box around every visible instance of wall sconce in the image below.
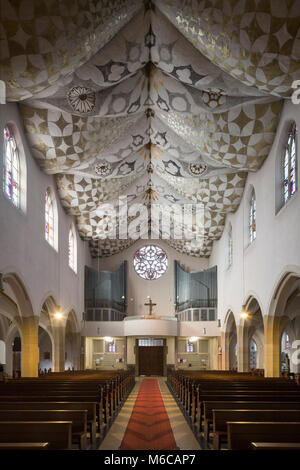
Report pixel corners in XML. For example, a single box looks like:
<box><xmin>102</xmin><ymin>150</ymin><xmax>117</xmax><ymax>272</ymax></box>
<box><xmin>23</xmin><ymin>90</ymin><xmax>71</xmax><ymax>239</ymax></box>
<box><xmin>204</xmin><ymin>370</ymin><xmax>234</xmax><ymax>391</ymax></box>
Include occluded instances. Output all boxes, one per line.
<box><xmin>54</xmin><ymin>306</ymin><xmax>63</xmax><ymax>320</ymax></box>
<box><xmin>203</xmin><ymin>328</ymin><xmax>206</xmax><ymax>335</ymax></box>
<box><xmin>240</xmin><ymin>304</ymin><xmax>248</xmax><ymax>319</ymax></box>
<box><xmin>104</xmin><ymin>336</ymin><xmax>113</xmax><ymax>343</ymax></box>
<box><xmin>217</xmin><ymin>319</ymin><xmax>221</xmax><ymax>328</ymax></box>
<box><xmin>189</xmin><ymin>336</ymin><xmax>198</xmax><ymax>342</ymax></box>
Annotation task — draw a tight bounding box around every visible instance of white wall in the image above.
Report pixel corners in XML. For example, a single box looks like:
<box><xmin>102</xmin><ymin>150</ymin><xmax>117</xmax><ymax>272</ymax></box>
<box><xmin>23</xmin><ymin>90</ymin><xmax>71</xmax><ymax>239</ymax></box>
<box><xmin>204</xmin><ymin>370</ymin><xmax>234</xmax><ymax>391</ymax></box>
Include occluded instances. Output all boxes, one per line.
<box><xmin>209</xmin><ymin>100</ymin><xmax>300</xmax><ymax>329</ymax></box>
<box><xmin>92</xmin><ymin>239</ymin><xmax>208</xmax><ymax>317</ymax></box>
<box><xmin>0</xmin><ymin>103</ymin><xmax>93</xmax><ymax>326</ymax></box>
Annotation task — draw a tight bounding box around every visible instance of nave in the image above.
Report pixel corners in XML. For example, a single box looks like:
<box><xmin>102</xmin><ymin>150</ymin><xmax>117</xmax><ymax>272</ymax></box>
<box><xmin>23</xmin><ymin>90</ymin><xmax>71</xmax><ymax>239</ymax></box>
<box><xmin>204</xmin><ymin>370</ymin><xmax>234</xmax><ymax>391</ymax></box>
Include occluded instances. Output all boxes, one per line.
<box><xmin>1</xmin><ymin>368</ymin><xmax>300</xmax><ymax>451</ymax></box>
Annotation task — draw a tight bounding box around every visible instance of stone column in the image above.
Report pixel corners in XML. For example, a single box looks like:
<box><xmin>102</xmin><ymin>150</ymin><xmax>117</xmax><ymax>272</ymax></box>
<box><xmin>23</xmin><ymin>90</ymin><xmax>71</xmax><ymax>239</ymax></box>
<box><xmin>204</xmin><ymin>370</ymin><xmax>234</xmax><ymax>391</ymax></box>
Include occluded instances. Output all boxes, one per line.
<box><xmin>237</xmin><ymin>325</ymin><xmax>249</xmax><ymax>372</ymax></box>
<box><xmin>80</xmin><ymin>336</ymin><xmax>85</xmax><ymax>370</ymax></box>
<box><xmin>264</xmin><ymin>320</ymin><xmax>281</xmax><ymax>377</ymax></box>
<box><xmin>52</xmin><ymin>325</ymin><xmax>66</xmax><ymax>372</ymax></box>
<box><xmin>20</xmin><ymin>316</ymin><xmax>39</xmax><ymax>377</ymax></box>
<box><xmin>221</xmin><ymin>331</ymin><xmax>228</xmax><ymax>370</ymax></box>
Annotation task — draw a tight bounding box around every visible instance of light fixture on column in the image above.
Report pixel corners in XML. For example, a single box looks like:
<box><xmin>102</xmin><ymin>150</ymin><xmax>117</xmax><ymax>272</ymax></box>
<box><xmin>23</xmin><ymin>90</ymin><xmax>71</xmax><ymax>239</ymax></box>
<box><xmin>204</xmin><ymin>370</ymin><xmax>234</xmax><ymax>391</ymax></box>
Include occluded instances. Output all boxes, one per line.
<box><xmin>217</xmin><ymin>318</ymin><xmax>221</xmax><ymax>328</ymax></box>
<box><xmin>189</xmin><ymin>336</ymin><xmax>198</xmax><ymax>342</ymax></box>
<box><xmin>203</xmin><ymin>328</ymin><xmax>206</xmax><ymax>335</ymax></box>
<box><xmin>240</xmin><ymin>304</ymin><xmax>248</xmax><ymax>320</ymax></box>
<box><xmin>54</xmin><ymin>305</ymin><xmax>63</xmax><ymax>320</ymax></box>
<box><xmin>104</xmin><ymin>336</ymin><xmax>113</xmax><ymax>343</ymax></box>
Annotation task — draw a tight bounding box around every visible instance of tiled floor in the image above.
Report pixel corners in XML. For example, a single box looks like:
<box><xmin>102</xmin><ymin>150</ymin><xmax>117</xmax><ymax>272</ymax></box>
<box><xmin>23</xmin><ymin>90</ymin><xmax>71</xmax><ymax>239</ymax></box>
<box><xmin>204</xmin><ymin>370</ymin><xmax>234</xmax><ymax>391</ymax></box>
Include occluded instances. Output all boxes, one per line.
<box><xmin>99</xmin><ymin>377</ymin><xmax>200</xmax><ymax>450</ymax></box>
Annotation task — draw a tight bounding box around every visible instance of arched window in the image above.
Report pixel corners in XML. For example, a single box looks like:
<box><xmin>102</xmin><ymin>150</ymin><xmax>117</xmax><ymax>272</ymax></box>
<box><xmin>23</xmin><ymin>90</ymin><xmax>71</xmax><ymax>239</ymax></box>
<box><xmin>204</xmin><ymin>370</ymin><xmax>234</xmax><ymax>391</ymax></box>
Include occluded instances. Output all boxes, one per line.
<box><xmin>228</xmin><ymin>224</ymin><xmax>233</xmax><ymax>268</ymax></box>
<box><xmin>45</xmin><ymin>189</ymin><xmax>55</xmax><ymax>248</ymax></box>
<box><xmin>68</xmin><ymin>225</ymin><xmax>77</xmax><ymax>273</ymax></box>
<box><xmin>249</xmin><ymin>338</ymin><xmax>257</xmax><ymax>369</ymax></box>
<box><xmin>283</xmin><ymin>122</ymin><xmax>297</xmax><ymax>204</ymax></box>
<box><xmin>3</xmin><ymin>125</ymin><xmax>20</xmax><ymax>207</ymax></box>
<box><xmin>248</xmin><ymin>190</ymin><xmax>256</xmax><ymax>244</ymax></box>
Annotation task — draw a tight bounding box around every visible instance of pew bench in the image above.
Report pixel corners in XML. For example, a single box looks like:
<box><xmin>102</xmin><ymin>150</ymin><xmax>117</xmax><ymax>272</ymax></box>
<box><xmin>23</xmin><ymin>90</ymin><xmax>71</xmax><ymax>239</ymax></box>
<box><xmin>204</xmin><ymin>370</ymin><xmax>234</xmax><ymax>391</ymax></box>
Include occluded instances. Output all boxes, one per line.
<box><xmin>212</xmin><ymin>409</ymin><xmax>300</xmax><ymax>450</ymax></box>
<box><xmin>0</xmin><ymin>443</ymin><xmax>49</xmax><ymax>450</ymax></box>
<box><xmin>0</xmin><ymin>422</ymin><xmax>73</xmax><ymax>450</ymax></box>
<box><xmin>0</xmin><ymin>401</ymin><xmax>97</xmax><ymax>444</ymax></box>
<box><xmin>227</xmin><ymin>422</ymin><xmax>300</xmax><ymax>450</ymax></box>
<box><xmin>0</xmin><ymin>410</ymin><xmax>88</xmax><ymax>450</ymax></box>
<box><xmin>196</xmin><ymin>393</ymin><xmax>300</xmax><ymax>432</ymax></box>
<box><xmin>251</xmin><ymin>442</ymin><xmax>300</xmax><ymax>451</ymax></box>
<box><xmin>0</xmin><ymin>395</ymin><xmax>103</xmax><ymax>433</ymax></box>
<box><xmin>203</xmin><ymin>401</ymin><xmax>300</xmax><ymax>443</ymax></box>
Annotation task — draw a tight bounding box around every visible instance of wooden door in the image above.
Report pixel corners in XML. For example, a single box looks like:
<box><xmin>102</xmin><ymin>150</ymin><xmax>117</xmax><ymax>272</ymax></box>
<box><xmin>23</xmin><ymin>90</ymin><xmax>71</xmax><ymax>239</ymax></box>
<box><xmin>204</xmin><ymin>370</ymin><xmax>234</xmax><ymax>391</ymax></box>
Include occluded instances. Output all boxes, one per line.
<box><xmin>138</xmin><ymin>346</ymin><xmax>164</xmax><ymax>376</ymax></box>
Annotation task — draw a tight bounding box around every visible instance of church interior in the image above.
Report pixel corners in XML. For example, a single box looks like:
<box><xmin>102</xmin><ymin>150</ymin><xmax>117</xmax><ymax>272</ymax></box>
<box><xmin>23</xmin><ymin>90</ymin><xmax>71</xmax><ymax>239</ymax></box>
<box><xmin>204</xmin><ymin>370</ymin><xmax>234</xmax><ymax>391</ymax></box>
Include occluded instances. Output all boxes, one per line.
<box><xmin>0</xmin><ymin>0</ymin><xmax>300</xmax><ymax>452</ymax></box>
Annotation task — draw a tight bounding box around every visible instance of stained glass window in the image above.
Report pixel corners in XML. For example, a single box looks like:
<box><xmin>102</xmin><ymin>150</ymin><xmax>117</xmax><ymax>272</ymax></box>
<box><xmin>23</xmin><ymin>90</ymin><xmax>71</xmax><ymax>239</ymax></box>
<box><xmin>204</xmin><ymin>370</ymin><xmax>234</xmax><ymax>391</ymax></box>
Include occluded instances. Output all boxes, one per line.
<box><xmin>187</xmin><ymin>342</ymin><xmax>194</xmax><ymax>352</ymax></box>
<box><xmin>45</xmin><ymin>190</ymin><xmax>54</xmax><ymax>247</ymax></box>
<box><xmin>283</xmin><ymin>123</ymin><xmax>297</xmax><ymax>204</ymax></box>
<box><xmin>68</xmin><ymin>226</ymin><xmax>76</xmax><ymax>272</ymax></box>
<box><xmin>3</xmin><ymin>125</ymin><xmax>20</xmax><ymax>207</ymax></box>
<box><xmin>133</xmin><ymin>245</ymin><xmax>168</xmax><ymax>280</ymax></box>
<box><xmin>228</xmin><ymin>225</ymin><xmax>233</xmax><ymax>268</ymax></box>
<box><xmin>249</xmin><ymin>190</ymin><xmax>256</xmax><ymax>244</ymax></box>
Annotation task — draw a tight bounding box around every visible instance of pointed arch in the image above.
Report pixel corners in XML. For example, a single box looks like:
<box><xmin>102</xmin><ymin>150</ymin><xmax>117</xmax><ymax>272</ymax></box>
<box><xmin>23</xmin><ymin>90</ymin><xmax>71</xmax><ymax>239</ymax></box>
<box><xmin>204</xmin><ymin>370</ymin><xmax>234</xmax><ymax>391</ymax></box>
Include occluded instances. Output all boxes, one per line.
<box><xmin>265</xmin><ymin>268</ymin><xmax>300</xmax><ymax>376</ymax></box>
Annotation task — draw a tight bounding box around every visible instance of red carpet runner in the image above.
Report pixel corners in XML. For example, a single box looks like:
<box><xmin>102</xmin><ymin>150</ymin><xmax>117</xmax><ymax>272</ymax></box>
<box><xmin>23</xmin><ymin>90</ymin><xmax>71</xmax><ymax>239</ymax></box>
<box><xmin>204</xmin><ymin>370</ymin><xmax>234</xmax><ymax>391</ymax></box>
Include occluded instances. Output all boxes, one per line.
<box><xmin>120</xmin><ymin>378</ymin><xmax>177</xmax><ymax>450</ymax></box>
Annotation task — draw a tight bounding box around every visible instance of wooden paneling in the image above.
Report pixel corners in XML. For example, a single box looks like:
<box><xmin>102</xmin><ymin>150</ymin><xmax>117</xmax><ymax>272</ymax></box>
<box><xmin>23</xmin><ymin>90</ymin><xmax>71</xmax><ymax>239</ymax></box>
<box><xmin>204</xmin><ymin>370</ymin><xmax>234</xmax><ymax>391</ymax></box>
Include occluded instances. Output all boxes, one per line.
<box><xmin>138</xmin><ymin>347</ymin><xmax>164</xmax><ymax>376</ymax></box>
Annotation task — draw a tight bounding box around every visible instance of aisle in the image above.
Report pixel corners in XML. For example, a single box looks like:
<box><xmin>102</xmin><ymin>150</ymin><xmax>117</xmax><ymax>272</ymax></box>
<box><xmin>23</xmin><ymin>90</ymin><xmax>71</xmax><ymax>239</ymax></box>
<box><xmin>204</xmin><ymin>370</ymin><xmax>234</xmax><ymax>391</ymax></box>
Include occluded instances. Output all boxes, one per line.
<box><xmin>99</xmin><ymin>377</ymin><xmax>200</xmax><ymax>450</ymax></box>
<box><xmin>120</xmin><ymin>378</ymin><xmax>177</xmax><ymax>450</ymax></box>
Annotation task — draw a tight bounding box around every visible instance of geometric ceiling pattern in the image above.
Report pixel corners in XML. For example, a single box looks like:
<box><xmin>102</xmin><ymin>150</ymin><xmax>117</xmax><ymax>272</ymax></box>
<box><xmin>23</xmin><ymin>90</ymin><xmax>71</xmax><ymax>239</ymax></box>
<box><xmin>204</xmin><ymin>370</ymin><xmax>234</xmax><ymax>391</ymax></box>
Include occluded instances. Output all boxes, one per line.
<box><xmin>2</xmin><ymin>0</ymin><xmax>299</xmax><ymax>257</ymax></box>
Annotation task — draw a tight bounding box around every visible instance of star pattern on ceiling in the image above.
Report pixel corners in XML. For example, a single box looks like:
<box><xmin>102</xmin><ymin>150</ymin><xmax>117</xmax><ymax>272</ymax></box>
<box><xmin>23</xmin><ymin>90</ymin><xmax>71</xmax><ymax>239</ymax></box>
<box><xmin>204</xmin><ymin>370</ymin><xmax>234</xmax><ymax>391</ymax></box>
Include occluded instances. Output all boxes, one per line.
<box><xmin>2</xmin><ymin>0</ymin><xmax>299</xmax><ymax>257</ymax></box>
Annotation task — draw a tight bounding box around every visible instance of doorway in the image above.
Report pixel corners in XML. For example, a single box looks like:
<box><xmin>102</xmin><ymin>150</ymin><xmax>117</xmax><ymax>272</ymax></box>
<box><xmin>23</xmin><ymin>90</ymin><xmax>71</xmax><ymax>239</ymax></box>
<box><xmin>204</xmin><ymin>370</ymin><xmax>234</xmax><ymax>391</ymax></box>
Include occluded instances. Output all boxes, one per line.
<box><xmin>137</xmin><ymin>338</ymin><xmax>165</xmax><ymax>376</ymax></box>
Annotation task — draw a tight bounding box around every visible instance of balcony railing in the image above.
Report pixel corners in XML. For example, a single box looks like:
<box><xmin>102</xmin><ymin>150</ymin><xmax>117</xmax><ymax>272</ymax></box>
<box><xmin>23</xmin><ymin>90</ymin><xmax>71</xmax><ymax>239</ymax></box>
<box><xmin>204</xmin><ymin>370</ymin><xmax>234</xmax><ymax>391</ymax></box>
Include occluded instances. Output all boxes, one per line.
<box><xmin>175</xmin><ymin>307</ymin><xmax>217</xmax><ymax>322</ymax></box>
<box><xmin>175</xmin><ymin>299</ymin><xmax>217</xmax><ymax>312</ymax></box>
<box><xmin>83</xmin><ymin>308</ymin><xmax>126</xmax><ymax>322</ymax></box>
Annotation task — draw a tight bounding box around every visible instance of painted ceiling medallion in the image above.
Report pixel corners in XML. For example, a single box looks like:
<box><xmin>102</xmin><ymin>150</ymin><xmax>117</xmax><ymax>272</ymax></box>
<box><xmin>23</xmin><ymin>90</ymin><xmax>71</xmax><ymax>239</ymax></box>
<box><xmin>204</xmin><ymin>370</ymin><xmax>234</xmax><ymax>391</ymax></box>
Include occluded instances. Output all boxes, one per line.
<box><xmin>189</xmin><ymin>162</ymin><xmax>207</xmax><ymax>176</ymax></box>
<box><xmin>94</xmin><ymin>161</ymin><xmax>113</xmax><ymax>177</ymax></box>
<box><xmin>202</xmin><ymin>88</ymin><xmax>226</xmax><ymax>109</ymax></box>
<box><xmin>68</xmin><ymin>86</ymin><xmax>96</xmax><ymax>114</ymax></box>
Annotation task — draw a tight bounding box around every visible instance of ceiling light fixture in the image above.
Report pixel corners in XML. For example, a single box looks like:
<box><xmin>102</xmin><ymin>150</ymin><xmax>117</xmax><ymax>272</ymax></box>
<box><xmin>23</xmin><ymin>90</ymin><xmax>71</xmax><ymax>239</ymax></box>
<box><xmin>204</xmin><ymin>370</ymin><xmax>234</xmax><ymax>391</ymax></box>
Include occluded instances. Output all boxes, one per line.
<box><xmin>104</xmin><ymin>336</ymin><xmax>113</xmax><ymax>343</ymax></box>
<box><xmin>189</xmin><ymin>336</ymin><xmax>198</xmax><ymax>342</ymax></box>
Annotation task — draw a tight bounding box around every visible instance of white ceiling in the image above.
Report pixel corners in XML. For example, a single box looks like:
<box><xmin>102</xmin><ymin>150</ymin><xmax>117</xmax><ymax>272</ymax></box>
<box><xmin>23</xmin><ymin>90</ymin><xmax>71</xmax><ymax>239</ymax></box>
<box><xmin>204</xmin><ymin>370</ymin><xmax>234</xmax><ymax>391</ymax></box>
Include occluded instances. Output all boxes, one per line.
<box><xmin>2</xmin><ymin>0</ymin><xmax>299</xmax><ymax>257</ymax></box>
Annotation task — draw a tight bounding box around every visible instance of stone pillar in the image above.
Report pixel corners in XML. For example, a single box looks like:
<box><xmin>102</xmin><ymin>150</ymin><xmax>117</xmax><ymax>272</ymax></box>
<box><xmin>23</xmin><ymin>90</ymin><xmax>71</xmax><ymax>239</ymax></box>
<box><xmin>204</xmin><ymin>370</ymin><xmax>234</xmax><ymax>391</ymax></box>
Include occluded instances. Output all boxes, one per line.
<box><xmin>80</xmin><ymin>336</ymin><xmax>85</xmax><ymax>370</ymax></box>
<box><xmin>52</xmin><ymin>325</ymin><xmax>66</xmax><ymax>372</ymax></box>
<box><xmin>20</xmin><ymin>316</ymin><xmax>39</xmax><ymax>377</ymax></box>
<box><xmin>221</xmin><ymin>331</ymin><xmax>229</xmax><ymax>370</ymax></box>
<box><xmin>264</xmin><ymin>319</ymin><xmax>281</xmax><ymax>377</ymax></box>
<box><xmin>237</xmin><ymin>325</ymin><xmax>249</xmax><ymax>372</ymax></box>
<box><xmin>217</xmin><ymin>336</ymin><xmax>222</xmax><ymax>370</ymax></box>
<box><xmin>5</xmin><ymin>337</ymin><xmax>13</xmax><ymax>377</ymax></box>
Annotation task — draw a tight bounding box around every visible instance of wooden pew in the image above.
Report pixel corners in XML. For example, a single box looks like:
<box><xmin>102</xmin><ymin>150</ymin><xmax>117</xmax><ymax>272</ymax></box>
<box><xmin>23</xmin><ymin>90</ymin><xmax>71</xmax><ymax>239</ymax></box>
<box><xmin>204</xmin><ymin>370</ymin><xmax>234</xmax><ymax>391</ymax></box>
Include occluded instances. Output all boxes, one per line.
<box><xmin>0</xmin><ymin>401</ymin><xmax>97</xmax><ymax>444</ymax></box>
<box><xmin>227</xmin><ymin>422</ymin><xmax>300</xmax><ymax>450</ymax></box>
<box><xmin>212</xmin><ymin>409</ymin><xmax>300</xmax><ymax>450</ymax></box>
<box><xmin>0</xmin><ymin>410</ymin><xmax>88</xmax><ymax>450</ymax></box>
<box><xmin>0</xmin><ymin>422</ymin><xmax>72</xmax><ymax>450</ymax></box>
<box><xmin>251</xmin><ymin>442</ymin><xmax>300</xmax><ymax>451</ymax></box>
<box><xmin>0</xmin><ymin>443</ymin><xmax>49</xmax><ymax>450</ymax></box>
<box><xmin>203</xmin><ymin>401</ymin><xmax>300</xmax><ymax>442</ymax></box>
<box><xmin>196</xmin><ymin>393</ymin><xmax>300</xmax><ymax>432</ymax></box>
<box><xmin>0</xmin><ymin>395</ymin><xmax>103</xmax><ymax>433</ymax></box>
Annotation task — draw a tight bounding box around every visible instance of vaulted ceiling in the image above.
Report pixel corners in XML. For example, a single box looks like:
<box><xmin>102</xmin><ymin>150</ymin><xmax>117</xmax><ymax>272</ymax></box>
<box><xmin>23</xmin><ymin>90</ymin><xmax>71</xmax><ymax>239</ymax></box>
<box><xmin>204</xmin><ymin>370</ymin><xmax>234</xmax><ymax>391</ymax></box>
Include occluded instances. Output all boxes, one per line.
<box><xmin>2</xmin><ymin>0</ymin><xmax>299</xmax><ymax>257</ymax></box>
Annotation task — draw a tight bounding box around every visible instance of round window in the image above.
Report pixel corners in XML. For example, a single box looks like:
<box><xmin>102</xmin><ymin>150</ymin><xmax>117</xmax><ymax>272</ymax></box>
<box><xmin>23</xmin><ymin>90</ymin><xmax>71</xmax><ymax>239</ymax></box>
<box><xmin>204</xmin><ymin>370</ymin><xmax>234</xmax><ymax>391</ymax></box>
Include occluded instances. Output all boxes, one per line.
<box><xmin>133</xmin><ymin>245</ymin><xmax>168</xmax><ymax>280</ymax></box>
